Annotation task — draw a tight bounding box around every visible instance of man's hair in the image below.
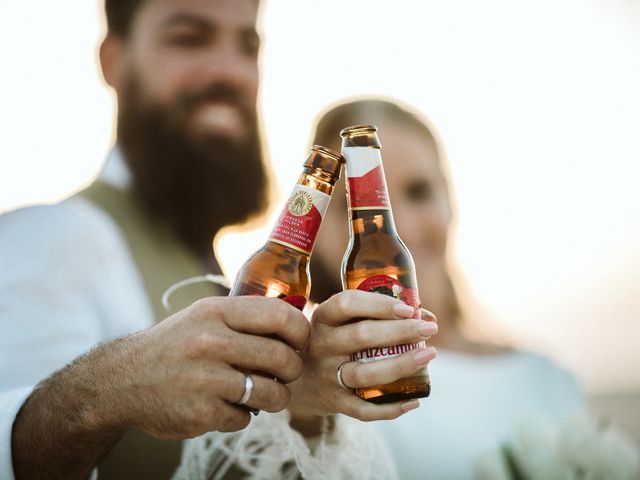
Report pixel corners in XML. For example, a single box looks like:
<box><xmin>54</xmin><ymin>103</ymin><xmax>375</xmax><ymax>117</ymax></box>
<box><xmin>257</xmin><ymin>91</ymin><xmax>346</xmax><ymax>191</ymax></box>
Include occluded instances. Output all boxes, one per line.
<box><xmin>104</xmin><ymin>0</ymin><xmax>147</xmax><ymax>37</ymax></box>
<box><xmin>105</xmin><ymin>0</ymin><xmax>260</xmax><ymax>38</ymax></box>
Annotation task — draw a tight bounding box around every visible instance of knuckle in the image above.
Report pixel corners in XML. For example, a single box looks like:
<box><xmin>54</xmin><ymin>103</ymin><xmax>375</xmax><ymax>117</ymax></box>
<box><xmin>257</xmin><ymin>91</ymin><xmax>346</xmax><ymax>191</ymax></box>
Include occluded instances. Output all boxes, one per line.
<box><xmin>219</xmin><ymin>410</ymin><xmax>251</xmax><ymax>432</ymax></box>
<box><xmin>217</xmin><ymin>370</ymin><xmax>243</xmax><ymax>400</ymax></box>
<box><xmin>350</xmin><ymin>364</ymin><xmax>369</xmax><ymax>387</ymax></box>
<box><xmin>297</xmin><ymin>317</ymin><xmax>312</xmax><ymax>345</ymax></box>
<box><xmin>350</xmin><ymin>322</ymin><xmax>370</xmax><ymax>346</ymax></box>
<box><xmin>264</xmin><ymin>383</ymin><xmax>291</xmax><ymax>412</ymax></box>
<box><xmin>286</xmin><ymin>353</ymin><xmax>304</xmax><ymax>381</ymax></box>
<box><xmin>207</xmin><ymin>333</ymin><xmax>233</xmax><ymax>356</ymax></box>
<box><xmin>341</xmin><ymin>402</ymin><xmax>358</xmax><ymax>419</ymax></box>
<box><xmin>191</xmin><ymin>297</ymin><xmax>217</xmax><ymax>317</ymax></box>
<box><xmin>187</xmin><ymin>402</ymin><xmax>213</xmax><ymax>433</ymax></box>
<box><xmin>354</xmin><ymin>405</ymin><xmax>373</xmax><ymax>422</ymax></box>
<box><xmin>404</xmin><ymin>320</ymin><xmax>418</xmax><ymax>340</ymax></box>
<box><xmin>270</xmin><ymin>346</ymin><xmax>299</xmax><ymax>381</ymax></box>
<box><xmin>271</xmin><ymin>344</ymin><xmax>290</xmax><ymax>369</ymax></box>
<box><xmin>385</xmin><ymin>408</ymin><xmax>403</xmax><ymax>420</ymax></box>
<box><xmin>306</xmin><ymin>331</ymin><xmax>327</xmax><ymax>357</ymax></box>
<box><xmin>271</xmin><ymin>299</ymin><xmax>292</xmax><ymax>325</ymax></box>
<box><xmin>375</xmin><ymin>408</ymin><xmax>397</xmax><ymax>421</ymax></box>
<box><xmin>332</xmin><ymin>293</ymin><xmax>351</xmax><ymax>317</ymax></box>
<box><xmin>183</xmin><ymin>335</ymin><xmax>211</xmax><ymax>358</ymax></box>
<box><xmin>184</xmin><ymin>332</ymin><xmax>231</xmax><ymax>358</ymax></box>
<box><xmin>262</xmin><ymin>343</ymin><xmax>286</xmax><ymax>372</ymax></box>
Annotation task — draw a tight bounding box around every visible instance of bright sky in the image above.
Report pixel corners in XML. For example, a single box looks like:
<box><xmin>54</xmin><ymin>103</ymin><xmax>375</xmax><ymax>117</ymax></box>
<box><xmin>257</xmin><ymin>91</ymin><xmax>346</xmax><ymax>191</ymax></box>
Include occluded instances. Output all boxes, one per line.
<box><xmin>1</xmin><ymin>0</ymin><xmax>639</xmax><ymax>393</ymax></box>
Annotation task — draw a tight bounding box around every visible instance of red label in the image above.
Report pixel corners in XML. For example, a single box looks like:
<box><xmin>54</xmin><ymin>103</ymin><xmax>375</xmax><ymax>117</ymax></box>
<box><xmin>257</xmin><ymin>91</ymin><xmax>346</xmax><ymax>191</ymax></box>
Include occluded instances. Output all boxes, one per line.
<box><xmin>353</xmin><ymin>275</ymin><xmax>423</xmax><ymax>363</ymax></box>
<box><xmin>357</xmin><ymin>275</ymin><xmax>420</xmax><ymax>311</ymax></box>
<box><xmin>352</xmin><ymin>342</ymin><xmax>423</xmax><ymax>362</ymax></box>
<box><xmin>270</xmin><ymin>205</ymin><xmax>322</xmax><ymax>254</ymax></box>
<box><xmin>348</xmin><ymin>165</ymin><xmax>391</xmax><ymax>209</ymax></box>
<box><xmin>269</xmin><ymin>186</ymin><xmax>329</xmax><ymax>255</ymax></box>
<box><xmin>282</xmin><ymin>295</ymin><xmax>307</xmax><ymax>311</ymax></box>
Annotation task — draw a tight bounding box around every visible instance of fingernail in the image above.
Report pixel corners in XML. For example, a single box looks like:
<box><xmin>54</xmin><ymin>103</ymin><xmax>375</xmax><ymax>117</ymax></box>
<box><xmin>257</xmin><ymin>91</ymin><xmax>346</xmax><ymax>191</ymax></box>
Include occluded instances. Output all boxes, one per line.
<box><xmin>394</xmin><ymin>303</ymin><xmax>415</xmax><ymax>318</ymax></box>
<box><xmin>400</xmin><ymin>399</ymin><xmax>420</xmax><ymax>413</ymax></box>
<box><xmin>421</xmin><ymin>308</ymin><xmax>437</xmax><ymax>322</ymax></box>
<box><xmin>418</xmin><ymin>321</ymin><xmax>438</xmax><ymax>337</ymax></box>
<box><xmin>414</xmin><ymin>347</ymin><xmax>437</xmax><ymax>365</ymax></box>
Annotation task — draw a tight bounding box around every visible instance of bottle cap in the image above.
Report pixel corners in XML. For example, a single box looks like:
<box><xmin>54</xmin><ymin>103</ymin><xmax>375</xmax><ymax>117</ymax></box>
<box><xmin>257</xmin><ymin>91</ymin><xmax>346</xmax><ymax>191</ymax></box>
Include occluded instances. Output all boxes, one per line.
<box><xmin>304</xmin><ymin>145</ymin><xmax>344</xmax><ymax>183</ymax></box>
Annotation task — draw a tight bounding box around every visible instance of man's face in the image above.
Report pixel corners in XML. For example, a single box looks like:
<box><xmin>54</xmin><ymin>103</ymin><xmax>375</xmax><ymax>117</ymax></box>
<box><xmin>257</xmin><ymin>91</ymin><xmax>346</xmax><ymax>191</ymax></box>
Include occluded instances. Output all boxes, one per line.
<box><xmin>120</xmin><ymin>0</ymin><xmax>260</xmax><ymax>143</ymax></box>
<box><xmin>109</xmin><ymin>0</ymin><xmax>268</xmax><ymax>255</ymax></box>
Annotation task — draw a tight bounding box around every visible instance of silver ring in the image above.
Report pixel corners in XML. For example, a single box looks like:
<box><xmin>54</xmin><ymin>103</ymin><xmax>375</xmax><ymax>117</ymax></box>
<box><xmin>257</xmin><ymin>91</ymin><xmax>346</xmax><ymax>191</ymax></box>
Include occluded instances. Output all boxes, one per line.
<box><xmin>237</xmin><ymin>373</ymin><xmax>254</xmax><ymax>405</ymax></box>
<box><xmin>336</xmin><ymin>361</ymin><xmax>351</xmax><ymax>390</ymax></box>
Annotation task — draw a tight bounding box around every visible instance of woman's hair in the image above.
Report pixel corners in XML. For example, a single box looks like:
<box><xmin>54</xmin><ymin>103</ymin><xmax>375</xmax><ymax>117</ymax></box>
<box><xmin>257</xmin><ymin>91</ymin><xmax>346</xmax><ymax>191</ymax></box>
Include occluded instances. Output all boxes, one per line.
<box><xmin>313</xmin><ymin>98</ymin><xmax>437</xmax><ymax>154</ymax></box>
<box><xmin>310</xmin><ymin>97</ymin><xmax>463</xmax><ymax>323</ymax></box>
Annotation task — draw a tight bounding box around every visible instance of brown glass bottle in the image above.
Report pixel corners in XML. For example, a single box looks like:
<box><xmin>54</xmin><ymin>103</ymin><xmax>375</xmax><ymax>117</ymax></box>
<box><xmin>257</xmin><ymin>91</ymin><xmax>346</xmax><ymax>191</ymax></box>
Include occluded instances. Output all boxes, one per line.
<box><xmin>230</xmin><ymin>145</ymin><xmax>343</xmax><ymax>310</ymax></box>
<box><xmin>341</xmin><ymin>125</ymin><xmax>430</xmax><ymax>403</ymax></box>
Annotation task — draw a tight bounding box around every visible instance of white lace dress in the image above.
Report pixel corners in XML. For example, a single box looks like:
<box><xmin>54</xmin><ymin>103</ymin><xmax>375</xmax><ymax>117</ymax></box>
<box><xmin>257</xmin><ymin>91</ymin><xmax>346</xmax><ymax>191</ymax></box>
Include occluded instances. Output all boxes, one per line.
<box><xmin>173</xmin><ymin>409</ymin><xmax>398</xmax><ymax>480</ymax></box>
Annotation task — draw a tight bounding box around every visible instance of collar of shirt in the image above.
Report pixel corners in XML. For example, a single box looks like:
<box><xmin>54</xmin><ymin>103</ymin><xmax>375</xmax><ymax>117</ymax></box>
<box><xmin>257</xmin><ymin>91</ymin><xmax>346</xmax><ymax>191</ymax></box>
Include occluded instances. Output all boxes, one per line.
<box><xmin>99</xmin><ymin>146</ymin><xmax>131</xmax><ymax>190</ymax></box>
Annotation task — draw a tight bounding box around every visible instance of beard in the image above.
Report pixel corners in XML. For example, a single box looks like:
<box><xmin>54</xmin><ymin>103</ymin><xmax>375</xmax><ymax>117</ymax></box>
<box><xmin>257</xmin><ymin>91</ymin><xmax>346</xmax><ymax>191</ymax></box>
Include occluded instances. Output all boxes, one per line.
<box><xmin>116</xmin><ymin>74</ymin><xmax>270</xmax><ymax>256</ymax></box>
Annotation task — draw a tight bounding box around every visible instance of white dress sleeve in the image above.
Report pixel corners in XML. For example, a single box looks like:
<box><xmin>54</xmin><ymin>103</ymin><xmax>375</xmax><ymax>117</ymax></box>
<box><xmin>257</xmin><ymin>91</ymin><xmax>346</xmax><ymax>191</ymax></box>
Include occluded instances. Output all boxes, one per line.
<box><xmin>0</xmin><ymin>198</ymin><xmax>152</xmax><ymax>479</ymax></box>
<box><xmin>173</xmin><ymin>410</ymin><xmax>399</xmax><ymax>480</ymax></box>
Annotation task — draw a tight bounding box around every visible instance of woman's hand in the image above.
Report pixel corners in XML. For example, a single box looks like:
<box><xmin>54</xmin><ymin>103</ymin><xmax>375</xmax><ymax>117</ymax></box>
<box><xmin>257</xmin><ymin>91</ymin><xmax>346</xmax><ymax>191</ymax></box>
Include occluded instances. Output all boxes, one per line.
<box><xmin>287</xmin><ymin>290</ymin><xmax>437</xmax><ymax>427</ymax></box>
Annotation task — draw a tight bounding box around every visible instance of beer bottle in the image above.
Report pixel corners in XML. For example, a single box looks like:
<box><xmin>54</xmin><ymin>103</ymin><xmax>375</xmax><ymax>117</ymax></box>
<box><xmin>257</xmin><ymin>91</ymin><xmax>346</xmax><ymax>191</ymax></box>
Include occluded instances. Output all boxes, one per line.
<box><xmin>341</xmin><ymin>124</ymin><xmax>430</xmax><ymax>403</ymax></box>
<box><xmin>229</xmin><ymin>145</ymin><xmax>343</xmax><ymax>310</ymax></box>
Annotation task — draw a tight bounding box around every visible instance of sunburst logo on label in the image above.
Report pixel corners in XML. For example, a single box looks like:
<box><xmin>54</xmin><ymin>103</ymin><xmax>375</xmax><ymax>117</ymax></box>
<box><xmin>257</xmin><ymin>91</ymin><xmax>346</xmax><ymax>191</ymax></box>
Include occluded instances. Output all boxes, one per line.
<box><xmin>288</xmin><ymin>190</ymin><xmax>313</xmax><ymax>216</ymax></box>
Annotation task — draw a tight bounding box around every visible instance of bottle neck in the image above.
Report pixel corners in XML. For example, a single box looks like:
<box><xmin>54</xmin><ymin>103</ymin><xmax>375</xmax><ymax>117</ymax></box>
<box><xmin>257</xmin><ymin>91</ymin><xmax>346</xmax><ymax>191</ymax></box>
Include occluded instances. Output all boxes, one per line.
<box><xmin>298</xmin><ymin>169</ymin><xmax>336</xmax><ymax>196</ymax></box>
<box><xmin>268</xmin><ymin>171</ymin><xmax>335</xmax><ymax>256</ymax></box>
<box><xmin>343</xmin><ymin>146</ymin><xmax>392</xmax><ymax>212</ymax></box>
<box><xmin>343</xmin><ymin>146</ymin><xmax>398</xmax><ymax>236</ymax></box>
<box><xmin>349</xmin><ymin>209</ymin><xmax>398</xmax><ymax>237</ymax></box>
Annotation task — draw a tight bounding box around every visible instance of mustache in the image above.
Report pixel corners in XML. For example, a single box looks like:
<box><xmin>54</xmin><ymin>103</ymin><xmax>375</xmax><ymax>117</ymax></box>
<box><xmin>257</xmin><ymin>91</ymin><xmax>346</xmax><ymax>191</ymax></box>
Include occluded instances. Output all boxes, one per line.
<box><xmin>177</xmin><ymin>84</ymin><xmax>250</xmax><ymax>120</ymax></box>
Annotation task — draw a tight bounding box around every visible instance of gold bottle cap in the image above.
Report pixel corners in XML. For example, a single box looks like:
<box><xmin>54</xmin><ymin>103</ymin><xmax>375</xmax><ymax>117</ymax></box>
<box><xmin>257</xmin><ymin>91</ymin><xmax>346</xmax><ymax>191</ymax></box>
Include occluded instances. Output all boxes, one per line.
<box><xmin>304</xmin><ymin>145</ymin><xmax>344</xmax><ymax>183</ymax></box>
<box><xmin>340</xmin><ymin>124</ymin><xmax>381</xmax><ymax>148</ymax></box>
<box><xmin>340</xmin><ymin>124</ymin><xmax>378</xmax><ymax>137</ymax></box>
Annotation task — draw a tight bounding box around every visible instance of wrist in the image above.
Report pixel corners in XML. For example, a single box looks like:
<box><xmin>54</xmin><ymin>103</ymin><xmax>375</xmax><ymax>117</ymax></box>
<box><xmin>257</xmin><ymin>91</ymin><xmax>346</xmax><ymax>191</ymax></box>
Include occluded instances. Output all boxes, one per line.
<box><xmin>64</xmin><ymin>335</ymin><xmax>140</xmax><ymax>436</ymax></box>
<box><xmin>11</xmin><ymin>342</ymin><xmax>131</xmax><ymax>479</ymax></box>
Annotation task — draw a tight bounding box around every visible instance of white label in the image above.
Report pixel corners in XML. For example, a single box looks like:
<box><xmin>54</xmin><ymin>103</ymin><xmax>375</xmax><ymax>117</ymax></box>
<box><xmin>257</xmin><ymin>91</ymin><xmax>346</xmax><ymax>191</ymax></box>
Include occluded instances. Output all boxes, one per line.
<box><xmin>343</xmin><ymin>146</ymin><xmax>383</xmax><ymax>178</ymax></box>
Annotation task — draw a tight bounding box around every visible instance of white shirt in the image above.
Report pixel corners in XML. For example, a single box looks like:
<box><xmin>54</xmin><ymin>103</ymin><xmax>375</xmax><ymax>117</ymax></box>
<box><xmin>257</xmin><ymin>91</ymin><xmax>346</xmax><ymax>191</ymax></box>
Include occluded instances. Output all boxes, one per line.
<box><xmin>0</xmin><ymin>149</ymin><xmax>154</xmax><ymax>479</ymax></box>
<box><xmin>372</xmin><ymin>349</ymin><xmax>584</xmax><ymax>479</ymax></box>
<box><xmin>0</xmin><ymin>150</ymin><xmax>584</xmax><ymax>479</ymax></box>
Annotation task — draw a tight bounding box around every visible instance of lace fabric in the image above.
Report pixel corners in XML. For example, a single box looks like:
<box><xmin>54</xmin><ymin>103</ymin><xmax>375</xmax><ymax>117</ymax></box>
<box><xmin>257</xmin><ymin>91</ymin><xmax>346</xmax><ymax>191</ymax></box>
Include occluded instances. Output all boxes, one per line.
<box><xmin>173</xmin><ymin>410</ymin><xmax>398</xmax><ymax>480</ymax></box>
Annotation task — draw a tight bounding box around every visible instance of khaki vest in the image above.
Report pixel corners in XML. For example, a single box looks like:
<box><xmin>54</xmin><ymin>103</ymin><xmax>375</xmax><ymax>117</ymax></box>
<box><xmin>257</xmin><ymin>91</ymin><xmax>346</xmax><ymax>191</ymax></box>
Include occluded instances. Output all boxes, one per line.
<box><xmin>80</xmin><ymin>182</ymin><xmax>227</xmax><ymax>479</ymax></box>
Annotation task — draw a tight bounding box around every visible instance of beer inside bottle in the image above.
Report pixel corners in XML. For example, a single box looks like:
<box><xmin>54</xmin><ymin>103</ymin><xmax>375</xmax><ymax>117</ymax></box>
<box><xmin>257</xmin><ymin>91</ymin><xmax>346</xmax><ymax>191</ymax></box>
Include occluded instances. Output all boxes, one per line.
<box><xmin>341</xmin><ymin>124</ymin><xmax>431</xmax><ymax>403</ymax></box>
<box><xmin>229</xmin><ymin>145</ymin><xmax>343</xmax><ymax>310</ymax></box>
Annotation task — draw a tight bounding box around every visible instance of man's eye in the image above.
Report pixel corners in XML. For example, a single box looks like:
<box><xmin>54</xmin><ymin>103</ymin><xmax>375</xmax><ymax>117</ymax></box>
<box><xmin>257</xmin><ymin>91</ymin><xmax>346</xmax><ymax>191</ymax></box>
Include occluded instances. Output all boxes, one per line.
<box><xmin>167</xmin><ymin>33</ymin><xmax>207</xmax><ymax>48</ymax></box>
<box><xmin>406</xmin><ymin>181</ymin><xmax>433</xmax><ymax>203</ymax></box>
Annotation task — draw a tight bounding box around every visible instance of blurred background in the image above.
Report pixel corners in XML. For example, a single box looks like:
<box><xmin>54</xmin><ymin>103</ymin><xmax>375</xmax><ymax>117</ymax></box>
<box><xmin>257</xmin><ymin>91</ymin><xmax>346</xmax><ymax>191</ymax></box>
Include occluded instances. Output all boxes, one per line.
<box><xmin>1</xmin><ymin>0</ymin><xmax>638</xmax><ymax>440</ymax></box>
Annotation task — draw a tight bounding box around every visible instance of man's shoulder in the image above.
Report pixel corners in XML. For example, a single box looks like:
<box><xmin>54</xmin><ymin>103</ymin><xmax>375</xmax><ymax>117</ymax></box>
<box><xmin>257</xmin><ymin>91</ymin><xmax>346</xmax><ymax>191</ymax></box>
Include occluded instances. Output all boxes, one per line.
<box><xmin>0</xmin><ymin>194</ymin><xmax>131</xmax><ymax>266</ymax></box>
<box><xmin>1</xmin><ymin>194</ymin><xmax>120</xmax><ymax>241</ymax></box>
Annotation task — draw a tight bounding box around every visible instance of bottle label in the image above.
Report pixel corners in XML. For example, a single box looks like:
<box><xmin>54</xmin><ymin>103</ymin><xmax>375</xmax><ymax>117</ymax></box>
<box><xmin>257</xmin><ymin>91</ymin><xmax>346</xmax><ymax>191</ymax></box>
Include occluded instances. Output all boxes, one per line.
<box><xmin>343</xmin><ymin>146</ymin><xmax>391</xmax><ymax>210</ymax></box>
<box><xmin>269</xmin><ymin>185</ymin><xmax>330</xmax><ymax>255</ymax></box>
<box><xmin>352</xmin><ymin>275</ymin><xmax>424</xmax><ymax>363</ymax></box>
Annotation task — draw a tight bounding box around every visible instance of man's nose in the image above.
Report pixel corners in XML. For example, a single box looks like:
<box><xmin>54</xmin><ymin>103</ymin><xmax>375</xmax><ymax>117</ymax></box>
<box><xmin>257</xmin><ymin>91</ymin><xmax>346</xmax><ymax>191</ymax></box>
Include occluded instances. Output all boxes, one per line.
<box><xmin>201</xmin><ymin>38</ymin><xmax>257</xmax><ymax>93</ymax></box>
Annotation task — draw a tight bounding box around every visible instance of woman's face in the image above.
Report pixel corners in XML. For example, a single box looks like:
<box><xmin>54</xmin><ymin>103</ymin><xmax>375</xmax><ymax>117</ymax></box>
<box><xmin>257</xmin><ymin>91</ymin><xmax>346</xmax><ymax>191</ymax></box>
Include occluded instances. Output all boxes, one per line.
<box><xmin>314</xmin><ymin>118</ymin><xmax>452</xmax><ymax>297</ymax></box>
<box><xmin>381</xmin><ymin>121</ymin><xmax>451</xmax><ymax>269</ymax></box>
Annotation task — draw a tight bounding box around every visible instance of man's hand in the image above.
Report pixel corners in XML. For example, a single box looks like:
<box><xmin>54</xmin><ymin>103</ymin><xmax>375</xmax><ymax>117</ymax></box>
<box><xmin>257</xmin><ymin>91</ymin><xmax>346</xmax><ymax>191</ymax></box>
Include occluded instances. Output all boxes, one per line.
<box><xmin>11</xmin><ymin>296</ymin><xmax>310</xmax><ymax>479</ymax></box>
<box><xmin>288</xmin><ymin>290</ymin><xmax>437</xmax><ymax>426</ymax></box>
